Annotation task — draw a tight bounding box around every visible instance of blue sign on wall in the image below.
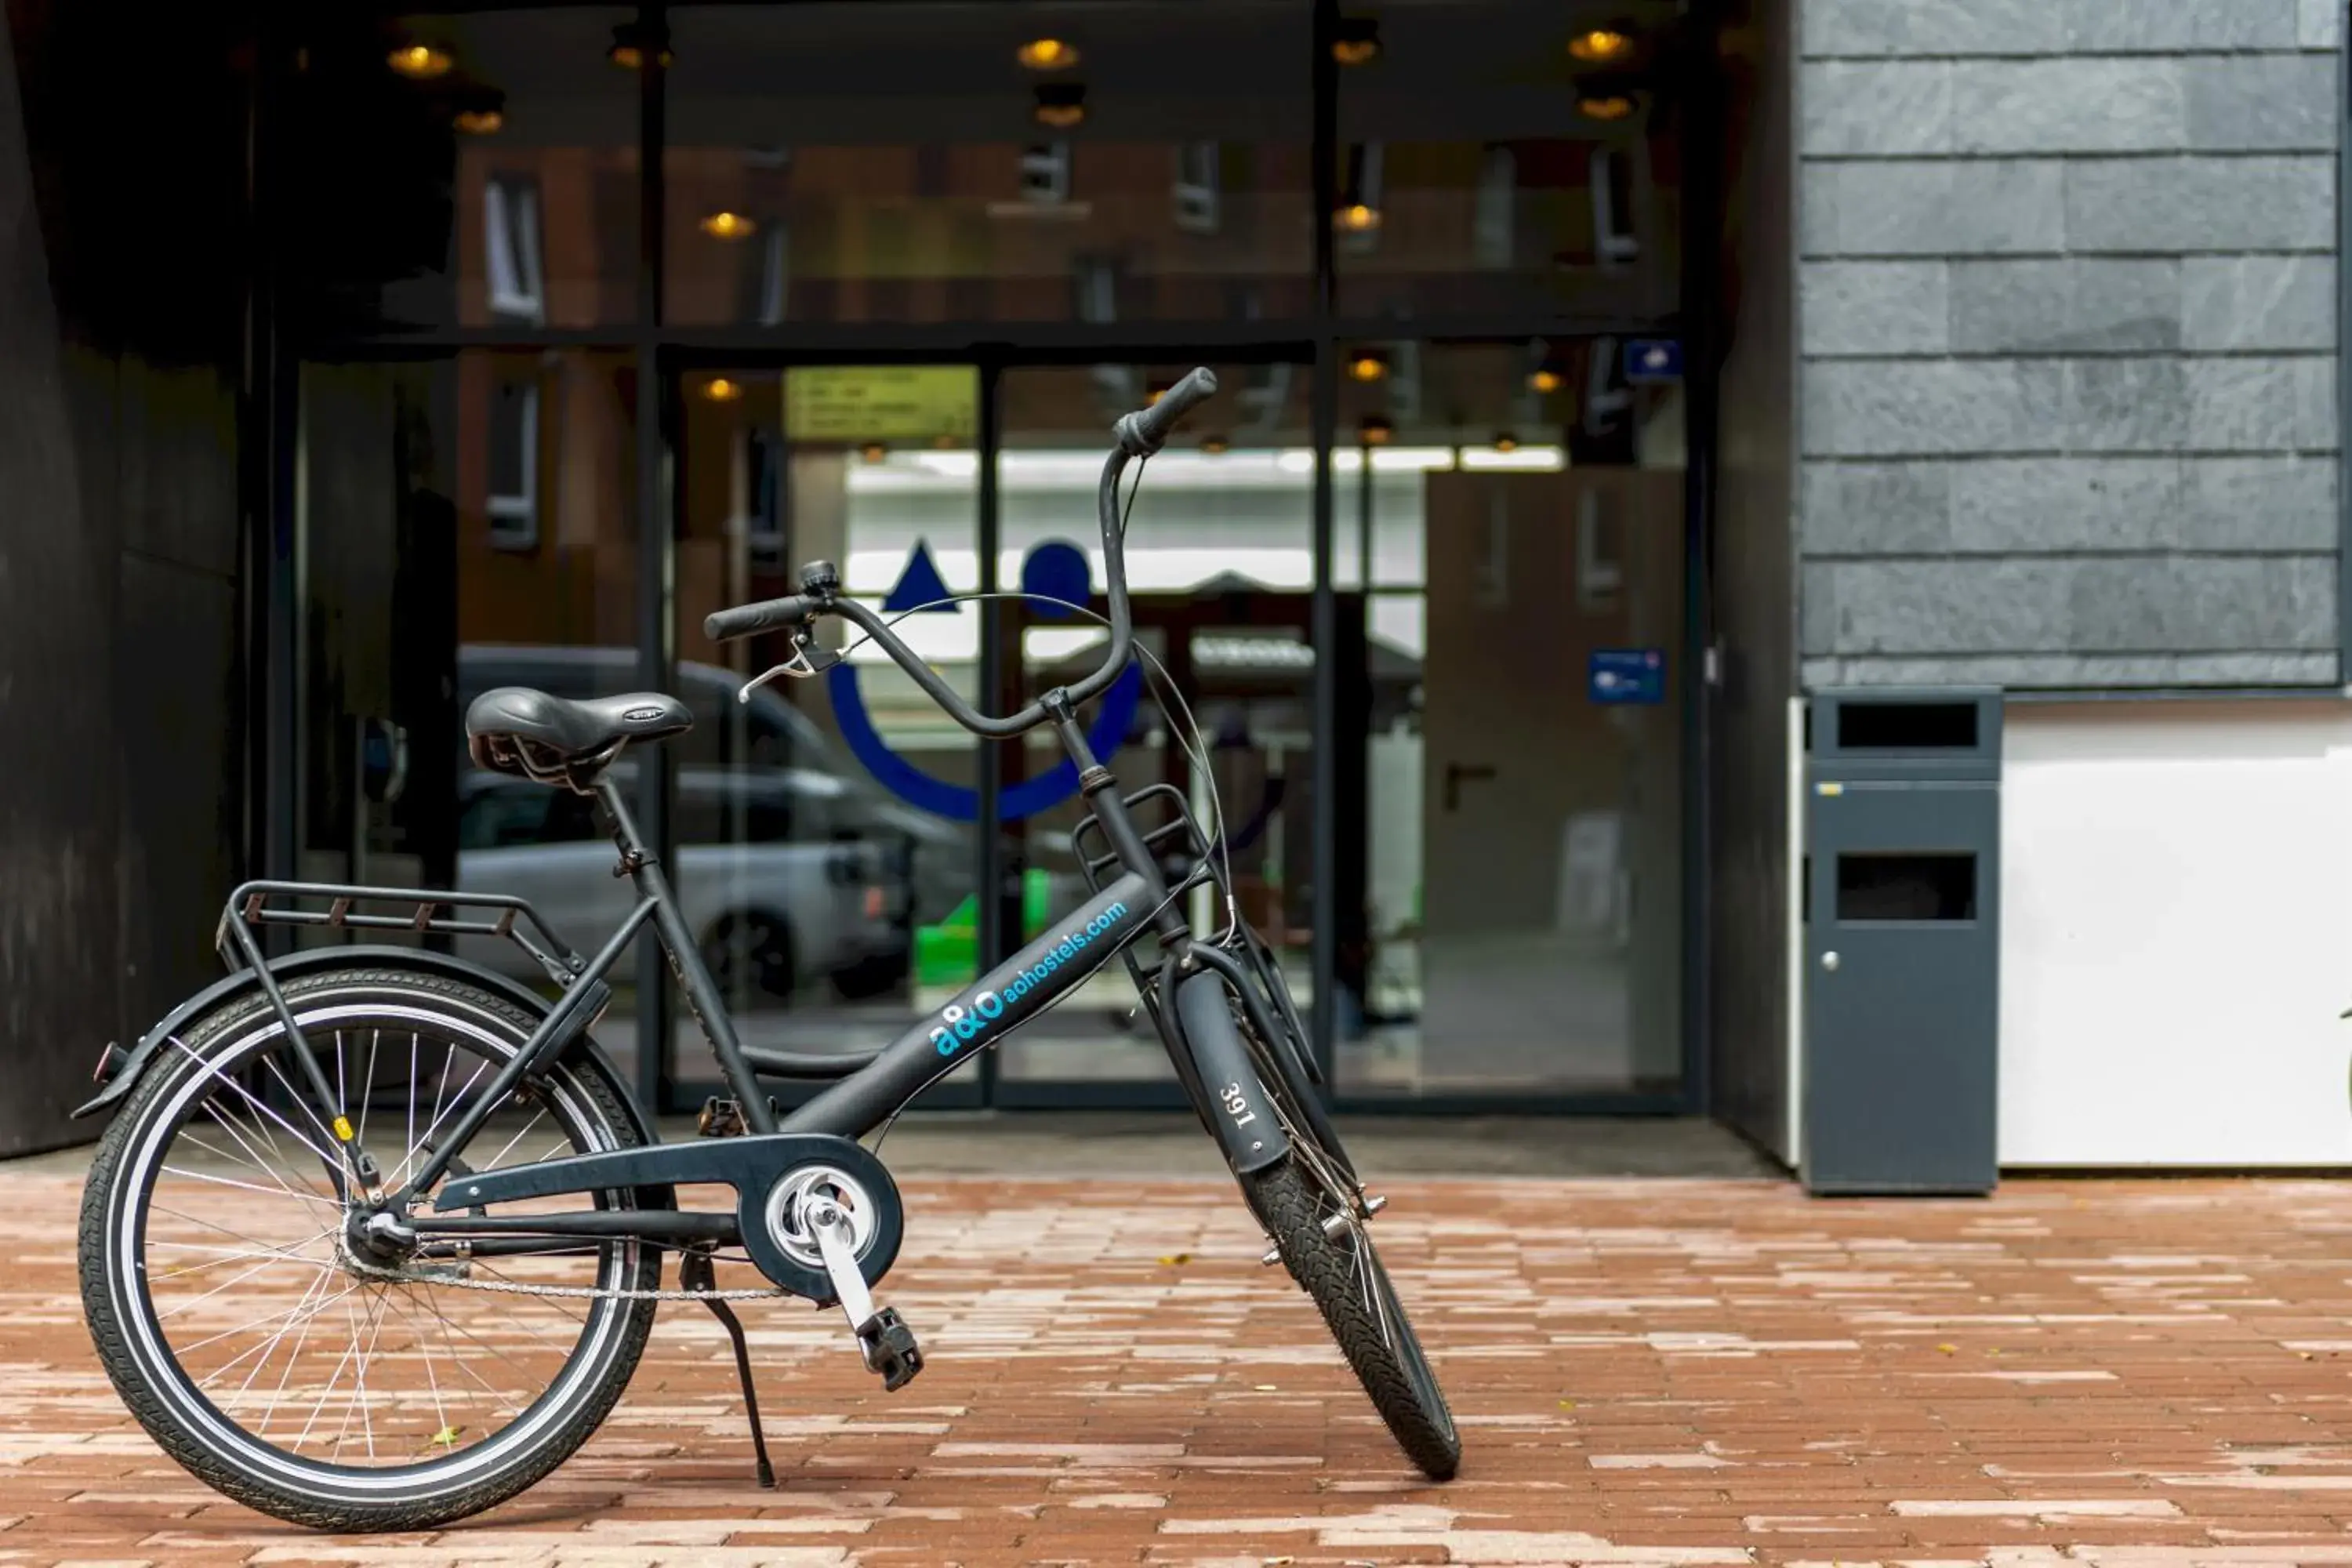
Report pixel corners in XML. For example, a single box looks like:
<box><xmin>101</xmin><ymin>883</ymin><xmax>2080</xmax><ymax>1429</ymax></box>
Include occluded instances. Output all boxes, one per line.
<box><xmin>1624</xmin><ymin>339</ymin><xmax>1683</xmax><ymax>384</ymax></box>
<box><xmin>1589</xmin><ymin>648</ymin><xmax>1666</xmax><ymax>705</ymax></box>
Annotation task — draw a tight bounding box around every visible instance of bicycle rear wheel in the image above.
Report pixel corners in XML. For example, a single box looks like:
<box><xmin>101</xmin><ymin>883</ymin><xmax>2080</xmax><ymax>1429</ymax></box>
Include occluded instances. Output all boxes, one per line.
<box><xmin>78</xmin><ymin>969</ymin><xmax>662</xmax><ymax>1531</ymax></box>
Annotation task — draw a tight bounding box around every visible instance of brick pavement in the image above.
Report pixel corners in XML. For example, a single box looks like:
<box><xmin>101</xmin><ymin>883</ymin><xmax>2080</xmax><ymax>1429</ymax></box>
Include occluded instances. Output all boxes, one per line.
<box><xmin>12</xmin><ymin>1168</ymin><xmax>2352</xmax><ymax>1566</ymax></box>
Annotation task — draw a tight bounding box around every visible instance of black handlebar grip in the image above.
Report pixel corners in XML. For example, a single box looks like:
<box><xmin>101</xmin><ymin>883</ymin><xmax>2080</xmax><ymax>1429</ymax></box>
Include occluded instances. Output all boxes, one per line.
<box><xmin>705</xmin><ymin>593</ymin><xmax>815</xmax><ymax>642</ymax></box>
<box><xmin>1114</xmin><ymin>366</ymin><xmax>1220</xmax><ymax>456</ymax></box>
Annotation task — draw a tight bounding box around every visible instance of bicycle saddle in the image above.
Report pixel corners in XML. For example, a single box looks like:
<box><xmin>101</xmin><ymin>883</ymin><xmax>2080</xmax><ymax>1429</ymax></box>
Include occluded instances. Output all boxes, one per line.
<box><xmin>466</xmin><ymin>686</ymin><xmax>691</xmax><ymax>787</ymax></box>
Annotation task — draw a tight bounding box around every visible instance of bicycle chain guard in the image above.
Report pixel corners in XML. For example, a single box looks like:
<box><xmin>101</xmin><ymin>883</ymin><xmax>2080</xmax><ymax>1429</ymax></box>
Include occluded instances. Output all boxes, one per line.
<box><xmin>430</xmin><ymin>1131</ymin><xmax>904</xmax><ymax>1302</ymax></box>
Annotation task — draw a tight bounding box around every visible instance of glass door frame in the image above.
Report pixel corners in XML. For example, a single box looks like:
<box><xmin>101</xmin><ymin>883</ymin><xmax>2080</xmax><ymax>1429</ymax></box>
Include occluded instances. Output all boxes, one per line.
<box><xmin>659</xmin><ymin>342</ymin><xmax>1319</xmax><ymax>1115</ymax></box>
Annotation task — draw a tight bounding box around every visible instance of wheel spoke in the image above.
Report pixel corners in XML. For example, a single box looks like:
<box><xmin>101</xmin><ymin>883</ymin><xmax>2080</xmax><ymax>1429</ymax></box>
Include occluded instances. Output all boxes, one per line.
<box><xmin>332</xmin><ymin>1286</ymin><xmax>394</xmax><ymax>1462</ymax></box>
<box><xmin>237</xmin><ymin>1251</ymin><xmax>336</xmax><ymax>1412</ymax></box>
<box><xmin>160</xmin><ymin>1163</ymin><xmax>338</xmax><ymax>1210</ymax></box>
<box><xmin>423</xmin><ymin>1298</ymin><xmax>528</xmax><ymax>1424</ymax></box>
<box><xmin>184</xmin><ymin>1275</ymin><xmax>365</xmax><ymax>1368</ymax></box>
<box><xmin>148</xmin><ymin>1230</ymin><xmax>334</xmax><ymax>1283</ymax></box>
<box><xmin>154</xmin><ymin>1232</ymin><xmax>337</xmax><ymax>1322</ymax></box>
<box><xmin>166</xmin><ymin>1037</ymin><xmax>339</xmax><ymax>1171</ymax></box>
<box><xmin>388</xmin><ymin>1287</ymin><xmax>454</xmax><ymax>1455</ymax></box>
<box><xmin>178</xmin><ymin>1110</ymin><xmax>331</xmax><ymax>1209</ymax></box>
<box><xmin>356</xmin><ymin>1028</ymin><xmax>381</xmax><ymax>1154</ymax></box>
<box><xmin>150</xmin><ymin>1202</ymin><xmax>322</xmax><ymax>1260</ymax></box>
<box><xmin>393</xmin><ymin>1047</ymin><xmax>489</xmax><ymax>1192</ymax></box>
<box><xmin>258</xmin><ymin>1052</ymin><xmax>354</xmax><ymax>1188</ymax></box>
<box><xmin>475</xmin><ymin>1101</ymin><xmax>554</xmax><ymax>1180</ymax></box>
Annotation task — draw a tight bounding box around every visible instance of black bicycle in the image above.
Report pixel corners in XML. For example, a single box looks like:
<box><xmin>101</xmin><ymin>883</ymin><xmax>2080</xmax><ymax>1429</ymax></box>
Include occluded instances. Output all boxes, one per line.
<box><xmin>71</xmin><ymin>368</ymin><xmax>1457</xmax><ymax>1531</ymax></box>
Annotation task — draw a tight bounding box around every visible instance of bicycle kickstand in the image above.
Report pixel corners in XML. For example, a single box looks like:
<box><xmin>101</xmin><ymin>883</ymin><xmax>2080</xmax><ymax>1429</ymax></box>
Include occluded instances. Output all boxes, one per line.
<box><xmin>678</xmin><ymin>1249</ymin><xmax>777</xmax><ymax>1488</ymax></box>
<box><xmin>804</xmin><ymin>1194</ymin><xmax>924</xmax><ymax>1392</ymax></box>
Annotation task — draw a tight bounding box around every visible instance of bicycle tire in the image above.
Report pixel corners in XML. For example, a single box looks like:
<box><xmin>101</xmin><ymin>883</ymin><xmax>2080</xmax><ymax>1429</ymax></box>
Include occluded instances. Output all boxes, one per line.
<box><xmin>79</xmin><ymin>967</ymin><xmax>662</xmax><ymax>1531</ymax></box>
<box><xmin>1242</xmin><ymin>1156</ymin><xmax>1460</xmax><ymax>1479</ymax></box>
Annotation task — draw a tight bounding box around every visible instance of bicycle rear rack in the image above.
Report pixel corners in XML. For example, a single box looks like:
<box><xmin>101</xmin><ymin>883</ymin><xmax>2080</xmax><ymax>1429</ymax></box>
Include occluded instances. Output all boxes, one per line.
<box><xmin>217</xmin><ymin>880</ymin><xmax>590</xmax><ymax>990</ymax></box>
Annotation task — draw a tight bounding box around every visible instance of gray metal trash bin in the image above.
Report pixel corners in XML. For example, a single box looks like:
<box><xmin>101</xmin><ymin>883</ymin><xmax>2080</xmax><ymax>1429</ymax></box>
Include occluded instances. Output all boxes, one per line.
<box><xmin>1802</xmin><ymin>688</ymin><xmax>2001</xmax><ymax>1196</ymax></box>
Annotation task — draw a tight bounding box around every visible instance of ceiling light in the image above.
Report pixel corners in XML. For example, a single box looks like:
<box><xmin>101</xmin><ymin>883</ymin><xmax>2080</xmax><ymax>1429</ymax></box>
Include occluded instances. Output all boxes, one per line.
<box><xmin>1578</xmin><ymin>93</ymin><xmax>1637</xmax><ymax>122</ymax></box>
<box><xmin>1530</xmin><ymin>367</ymin><xmax>1563</xmax><ymax>394</ymax></box>
<box><xmin>700</xmin><ymin>210</ymin><xmax>757</xmax><ymax>241</ymax></box>
<box><xmin>1569</xmin><ymin>27</ymin><xmax>1635</xmax><ymax>64</ymax></box>
<box><xmin>1346</xmin><ymin>349</ymin><xmax>1389</xmax><ymax>383</ymax></box>
<box><xmin>452</xmin><ymin>93</ymin><xmax>505</xmax><ymax>135</ymax></box>
<box><xmin>387</xmin><ymin>43</ymin><xmax>453</xmax><ymax>80</ymax></box>
<box><xmin>1334</xmin><ymin>201</ymin><xmax>1381</xmax><ymax>233</ymax></box>
<box><xmin>608</xmin><ymin>25</ymin><xmax>673</xmax><ymax>69</ymax></box>
<box><xmin>1358</xmin><ymin>414</ymin><xmax>1394</xmax><ymax>446</ymax></box>
<box><xmin>1200</xmin><ymin>434</ymin><xmax>1231</xmax><ymax>455</ymax></box>
<box><xmin>860</xmin><ymin>442</ymin><xmax>887</xmax><ymax>463</ymax></box>
<box><xmin>1033</xmin><ymin>83</ymin><xmax>1086</xmax><ymax>129</ymax></box>
<box><xmin>701</xmin><ymin>378</ymin><xmax>743</xmax><ymax>404</ymax></box>
<box><xmin>1332</xmin><ymin>17</ymin><xmax>1381</xmax><ymax>64</ymax></box>
<box><xmin>1018</xmin><ymin>38</ymin><xmax>1080</xmax><ymax>70</ymax></box>
<box><xmin>1493</xmin><ymin>432</ymin><xmax>1519</xmax><ymax>453</ymax></box>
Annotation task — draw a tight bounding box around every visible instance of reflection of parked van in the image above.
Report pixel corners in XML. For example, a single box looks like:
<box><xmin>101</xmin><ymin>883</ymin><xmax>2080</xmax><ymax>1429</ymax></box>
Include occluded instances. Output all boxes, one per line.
<box><xmin>457</xmin><ymin>644</ymin><xmax>968</xmax><ymax>927</ymax></box>
<box><xmin>456</xmin><ymin>760</ymin><xmax>908</xmax><ymax>1000</ymax></box>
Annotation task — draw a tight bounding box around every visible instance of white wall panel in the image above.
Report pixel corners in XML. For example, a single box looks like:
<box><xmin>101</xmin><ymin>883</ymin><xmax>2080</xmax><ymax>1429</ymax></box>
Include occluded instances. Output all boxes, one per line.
<box><xmin>2000</xmin><ymin>701</ymin><xmax>2352</xmax><ymax>1166</ymax></box>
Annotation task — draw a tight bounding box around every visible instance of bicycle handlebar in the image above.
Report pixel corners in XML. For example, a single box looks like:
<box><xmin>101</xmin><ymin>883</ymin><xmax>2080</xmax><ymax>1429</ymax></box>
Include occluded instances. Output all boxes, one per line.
<box><xmin>704</xmin><ymin>593</ymin><xmax>822</xmax><ymax>643</ymax></box>
<box><xmin>1116</xmin><ymin>365</ymin><xmax>1219</xmax><ymax>457</ymax></box>
<box><xmin>703</xmin><ymin>367</ymin><xmax>1221</xmax><ymax>742</ymax></box>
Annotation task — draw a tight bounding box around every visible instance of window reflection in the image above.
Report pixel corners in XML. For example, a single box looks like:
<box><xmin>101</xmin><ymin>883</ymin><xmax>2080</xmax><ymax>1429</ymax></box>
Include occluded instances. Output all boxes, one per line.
<box><xmin>1333</xmin><ymin>0</ymin><xmax>1682</xmax><ymax>320</ymax></box>
<box><xmin>288</xmin><ymin>9</ymin><xmax>637</xmax><ymax>334</ymax></box>
<box><xmin>663</xmin><ymin>3</ymin><xmax>1312</xmax><ymax>326</ymax></box>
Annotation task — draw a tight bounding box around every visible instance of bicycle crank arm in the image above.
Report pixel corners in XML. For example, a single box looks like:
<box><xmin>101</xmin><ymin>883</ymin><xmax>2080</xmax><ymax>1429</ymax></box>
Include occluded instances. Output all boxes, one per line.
<box><xmin>808</xmin><ymin>1194</ymin><xmax>924</xmax><ymax>1392</ymax></box>
<box><xmin>430</xmin><ymin>1132</ymin><xmax>903</xmax><ymax>1303</ymax></box>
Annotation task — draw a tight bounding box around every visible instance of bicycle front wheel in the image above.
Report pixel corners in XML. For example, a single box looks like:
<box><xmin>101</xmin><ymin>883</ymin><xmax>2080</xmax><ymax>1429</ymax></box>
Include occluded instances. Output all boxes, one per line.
<box><xmin>1243</xmin><ymin>1156</ymin><xmax>1460</xmax><ymax>1479</ymax></box>
<box><xmin>78</xmin><ymin>969</ymin><xmax>662</xmax><ymax>1531</ymax></box>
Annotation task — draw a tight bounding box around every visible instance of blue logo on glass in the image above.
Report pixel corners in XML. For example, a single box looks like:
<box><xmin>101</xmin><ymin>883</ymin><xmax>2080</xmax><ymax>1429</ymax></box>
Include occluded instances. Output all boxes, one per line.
<box><xmin>829</xmin><ymin>539</ymin><xmax>1144</xmax><ymax>823</ymax></box>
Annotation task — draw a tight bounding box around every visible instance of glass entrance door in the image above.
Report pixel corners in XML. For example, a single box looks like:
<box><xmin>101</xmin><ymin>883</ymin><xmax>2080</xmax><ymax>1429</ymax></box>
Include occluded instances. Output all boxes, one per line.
<box><xmin>668</xmin><ymin>356</ymin><xmax>1315</xmax><ymax>1109</ymax></box>
<box><xmin>991</xmin><ymin>359</ymin><xmax>1315</xmax><ymax>1100</ymax></box>
<box><xmin>1334</xmin><ymin>339</ymin><xmax>1688</xmax><ymax>1101</ymax></box>
<box><xmin>668</xmin><ymin>363</ymin><xmax>986</xmax><ymax>1108</ymax></box>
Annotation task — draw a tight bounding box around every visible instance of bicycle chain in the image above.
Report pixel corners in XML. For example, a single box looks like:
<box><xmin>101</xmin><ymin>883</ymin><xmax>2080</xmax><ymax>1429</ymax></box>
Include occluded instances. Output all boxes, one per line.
<box><xmin>339</xmin><ymin>1250</ymin><xmax>792</xmax><ymax>1304</ymax></box>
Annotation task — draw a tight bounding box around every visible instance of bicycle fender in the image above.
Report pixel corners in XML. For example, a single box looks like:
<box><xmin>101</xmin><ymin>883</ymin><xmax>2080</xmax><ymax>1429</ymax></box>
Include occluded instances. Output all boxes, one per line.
<box><xmin>71</xmin><ymin>946</ymin><xmax>637</xmax><ymax>1144</ymax></box>
<box><xmin>1172</xmin><ymin>970</ymin><xmax>1290</xmax><ymax>1176</ymax></box>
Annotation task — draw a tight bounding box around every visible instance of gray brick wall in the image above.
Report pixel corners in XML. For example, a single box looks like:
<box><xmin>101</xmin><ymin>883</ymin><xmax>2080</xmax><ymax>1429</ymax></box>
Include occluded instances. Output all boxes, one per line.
<box><xmin>1796</xmin><ymin>0</ymin><xmax>2344</xmax><ymax>689</ymax></box>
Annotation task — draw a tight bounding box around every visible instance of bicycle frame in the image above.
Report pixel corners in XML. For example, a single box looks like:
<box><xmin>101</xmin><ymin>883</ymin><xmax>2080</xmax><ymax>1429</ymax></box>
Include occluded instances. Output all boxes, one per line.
<box><xmin>351</xmin><ymin>775</ymin><xmax>1140</xmax><ymax>1207</ymax></box>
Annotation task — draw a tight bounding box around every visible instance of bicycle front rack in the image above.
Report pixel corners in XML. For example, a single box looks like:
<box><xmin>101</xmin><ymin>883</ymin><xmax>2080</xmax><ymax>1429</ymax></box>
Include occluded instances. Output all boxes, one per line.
<box><xmin>1068</xmin><ymin>782</ymin><xmax>1234</xmax><ymax>1034</ymax></box>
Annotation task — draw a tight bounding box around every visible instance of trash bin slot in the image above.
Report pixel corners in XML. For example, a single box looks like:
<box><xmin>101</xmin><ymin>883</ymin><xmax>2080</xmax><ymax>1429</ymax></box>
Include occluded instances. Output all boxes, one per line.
<box><xmin>1835</xmin><ymin>701</ymin><xmax>1978</xmax><ymax>753</ymax></box>
<box><xmin>1835</xmin><ymin>851</ymin><xmax>1976</xmax><ymax>923</ymax></box>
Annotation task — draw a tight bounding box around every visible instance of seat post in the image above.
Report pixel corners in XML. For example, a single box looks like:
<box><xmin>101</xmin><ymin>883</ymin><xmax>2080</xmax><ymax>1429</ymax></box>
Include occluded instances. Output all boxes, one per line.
<box><xmin>595</xmin><ymin>775</ymin><xmax>655</xmax><ymax>877</ymax></box>
<box><xmin>595</xmin><ymin>770</ymin><xmax>779</xmax><ymax>1133</ymax></box>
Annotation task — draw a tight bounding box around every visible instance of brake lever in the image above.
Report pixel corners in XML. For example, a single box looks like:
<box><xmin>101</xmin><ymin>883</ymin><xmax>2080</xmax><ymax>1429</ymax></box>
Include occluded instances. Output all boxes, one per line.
<box><xmin>740</xmin><ymin>637</ymin><xmax>841</xmax><ymax>702</ymax></box>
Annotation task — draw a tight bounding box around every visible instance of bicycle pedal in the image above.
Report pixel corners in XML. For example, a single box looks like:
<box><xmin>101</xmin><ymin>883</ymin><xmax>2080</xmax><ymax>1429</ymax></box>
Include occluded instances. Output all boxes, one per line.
<box><xmin>855</xmin><ymin>1307</ymin><xmax>924</xmax><ymax>1392</ymax></box>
